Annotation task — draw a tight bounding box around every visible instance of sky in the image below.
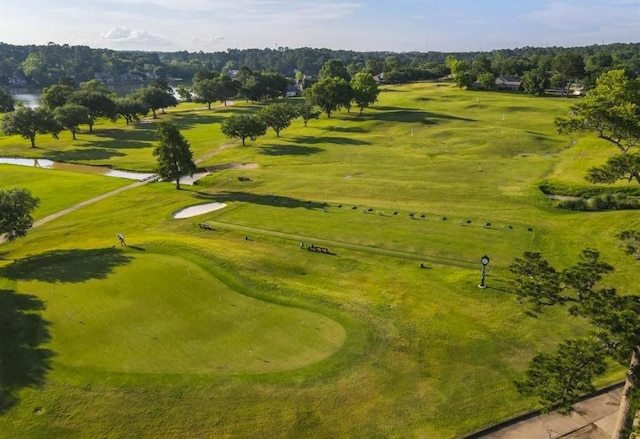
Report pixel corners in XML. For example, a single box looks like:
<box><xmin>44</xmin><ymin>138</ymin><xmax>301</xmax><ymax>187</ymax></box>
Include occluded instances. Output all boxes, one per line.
<box><xmin>0</xmin><ymin>0</ymin><xmax>638</xmax><ymax>53</ymax></box>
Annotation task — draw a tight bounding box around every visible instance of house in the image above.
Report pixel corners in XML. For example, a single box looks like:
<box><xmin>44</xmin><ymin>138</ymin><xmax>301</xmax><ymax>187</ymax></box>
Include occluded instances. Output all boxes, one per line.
<box><xmin>495</xmin><ymin>75</ymin><xmax>522</xmax><ymax>91</ymax></box>
<box><xmin>285</xmin><ymin>82</ymin><xmax>303</xmax><ymax>98</ymax></box>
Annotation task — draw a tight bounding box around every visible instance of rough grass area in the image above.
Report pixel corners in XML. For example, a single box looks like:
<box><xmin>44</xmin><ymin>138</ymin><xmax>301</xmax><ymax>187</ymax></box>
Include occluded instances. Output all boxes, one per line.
<box><xmin>1</xmin><ymin>82</ymin><xmax>638</xmax><ymax>438</ymax></box>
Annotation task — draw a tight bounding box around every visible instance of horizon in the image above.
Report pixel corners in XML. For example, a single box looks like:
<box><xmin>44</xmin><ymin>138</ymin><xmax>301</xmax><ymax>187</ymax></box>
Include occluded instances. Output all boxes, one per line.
<box><xmin>0</xmin><ymin>1</ymin><xmax>638</xmax><ymax>53</ymax></box>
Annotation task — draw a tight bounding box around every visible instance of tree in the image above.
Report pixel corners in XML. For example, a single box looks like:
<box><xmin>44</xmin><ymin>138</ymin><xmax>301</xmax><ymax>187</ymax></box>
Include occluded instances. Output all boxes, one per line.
<box><xmin>54</xmin><ymin>103</ymin><xmax>89</xmax><ymax>140</ymax></box>
<box><xmin>552</xmin><ymin>53</ymin><xmax>585</xmax><ymax>95</ymax></box>
<box><xmin>318</xmin><ymin>59</ymin><xmax>350</xmax><ymax>82</ymax></box>
<box><xmin>0</xmin><ymin>88</ymin><xmax>14</xmax><ymax>112</ymax></box>
<box><xmin>445</xmin><ymin>56</ymin><xmax>472</xmax><ymax>89</ymax></box>
<box><xmin>304</xmin><ymin>77</ymin><xmax>352</xmax><ymax>118</ymax></box>
<box><xmin>510</xmin><ymin>249</ymin><xmax>640</xmax><ymax>438</ymax></box>
<box><xmin>213</xmin><ymin>75</ymin><xmax>237</xmax><ymax>106</ymax></box>
<box><xmin>41</xmin><ymin>83</ymin><xmax>74</xmax><ymax>110</ymax></box>
<box><xmin>522</xmin><ymin>68</ymin><xmax>550</xmax><ymax>95</ymax></box>
<box><xmin>586</xmin><ymin>152</ymin><xmax>640</xmax><ymax>185</ymax></box>
<box><xmin>175</xmin><ymin>85</ymin><xmax>193</xmax><ymax>102</ymax></box>
<box><xmin>153</xmin><ymin>121</ymin><xmax>196</xmax><ymax>190</ymax></box>
<box><xmin>136</xmin><ymin>83</ymin><xmax>177</xmax><ymax>118</ymax></box>
<box><xmin>115</xmin><ymin>96</ymin><xmax>149</xmax><ymax>125</ymax></box>
<box><xmin>262</xmin><ymin>72</ymin><xmax>289</xmax><ymax>99</ymax></box>
<box><xmin>220</xmin><ymin>114</ymin><xmax>267</xmax><ymax>146</ymax></box>
<box><xmin>1</xmin><ymin>106</ymin><xmax>61</xmax><ymax>147</ymax></box>
<box><xmin>350</xmin><ymin>72</ymin><xmax>379</xmax><ymax>115</ymax></box>
<box><xmin>555</xmin><ymin>69</ymin><xmax>640</xmax><ymax>154</ymax></box>
<box><xmin>258</xmin><ymin>103</ymin><xmax>298</xmax><ymax>137</ymax></box>
<box><xmin>192</xmin><ymin>77</ymin><xmax>218</xmax><ymax>110</ymax></box>
<box><xmin>476</xmin><ymin>72</ymin><xmax>495</xmax><ymax>90</ymax></box>
<box><xmin>68</xmin><ymin>90</ymin><xmax>117</xmax><ymax>132</ymax></box>
<box><xmin>0</xmin><ymin>188</ymin><xmax>40</xmax><ymax>241</ymax></box>
<box><xmin>296</xmin><ymin>103</ymin><xmax>321</xmax><ymax>127</ymax></box>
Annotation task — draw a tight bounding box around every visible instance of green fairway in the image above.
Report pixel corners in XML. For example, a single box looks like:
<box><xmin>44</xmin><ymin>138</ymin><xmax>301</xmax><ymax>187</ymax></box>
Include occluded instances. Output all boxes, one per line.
<box><xmin>1</xmin><ymin>81</ymin><xmax>638</xmax><ymax>437</ymax></box>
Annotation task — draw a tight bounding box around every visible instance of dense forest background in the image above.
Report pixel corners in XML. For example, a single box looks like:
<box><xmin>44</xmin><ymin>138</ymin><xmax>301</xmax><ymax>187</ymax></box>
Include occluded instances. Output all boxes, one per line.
<box><xmin>1</xmin><ymin>42</ymin><xmax>639</xmax><ymax>88</ymax></box>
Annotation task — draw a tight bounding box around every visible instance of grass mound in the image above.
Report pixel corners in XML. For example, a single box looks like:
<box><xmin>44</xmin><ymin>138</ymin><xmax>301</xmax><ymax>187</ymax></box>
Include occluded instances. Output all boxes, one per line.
<box><xmin>15</xmin><ymin>250</ymin><xmax>345</xmax><ymax>374</ymax></box>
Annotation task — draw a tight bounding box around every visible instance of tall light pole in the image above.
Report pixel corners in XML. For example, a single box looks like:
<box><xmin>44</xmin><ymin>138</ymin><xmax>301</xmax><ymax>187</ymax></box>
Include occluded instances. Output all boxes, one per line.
<box><xmin>479</xmin><ymin>255</ymin><xmax>490</xmax><ymax>288</ymax></box>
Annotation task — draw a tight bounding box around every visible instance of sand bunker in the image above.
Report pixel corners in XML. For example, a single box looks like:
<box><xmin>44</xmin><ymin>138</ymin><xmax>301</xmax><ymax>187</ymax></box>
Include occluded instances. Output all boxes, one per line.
<box><xmin>173</xmin><ymin>203</ymin><xmax>227</xmax><ymax>218</ymax></box>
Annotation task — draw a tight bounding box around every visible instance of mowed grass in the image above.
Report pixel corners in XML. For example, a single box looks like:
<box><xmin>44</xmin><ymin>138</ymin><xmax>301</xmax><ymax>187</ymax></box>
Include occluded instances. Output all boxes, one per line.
<box><xmin>1</xmin><ymin>82</ymin><xmax>638</xmax><ymax>438</ymax></box>
<box><xmin>0</xmin><ymin>165</ymin><xmax>131</xmax><ymax>219</ymax></box>
<box><xmin>9</xmin><ymin>250</ymin><xmax>345</xmax><ymax>374</ymax></box>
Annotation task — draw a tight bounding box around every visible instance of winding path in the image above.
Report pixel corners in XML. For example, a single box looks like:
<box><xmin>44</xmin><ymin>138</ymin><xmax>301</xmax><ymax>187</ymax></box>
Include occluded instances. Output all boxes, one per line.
<box><xmin>29</xmin><ymin>140</ymin><xmax>238</xmax><ymax>229</ymax></box>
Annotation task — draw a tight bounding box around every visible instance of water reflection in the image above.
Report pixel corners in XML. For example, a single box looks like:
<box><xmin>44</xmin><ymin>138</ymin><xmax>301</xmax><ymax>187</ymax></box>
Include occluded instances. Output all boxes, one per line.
<box><xmin>9</xmin><ymin>91</ymin><xmax>42</xmax><ymax>108</ymax></box>
<box><xmin>9</xmin><ymin>84</ymin><xmax>178</xmax><ymax>109</ymax></box>
<box><xmin>0</xmin><ymin>158</ymin><xmax>156</xmax><ymax>181</ymax></box>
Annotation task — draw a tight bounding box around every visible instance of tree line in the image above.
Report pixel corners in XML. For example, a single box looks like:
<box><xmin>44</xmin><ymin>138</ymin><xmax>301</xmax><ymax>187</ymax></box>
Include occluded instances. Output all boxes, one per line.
<box><xmin>1</xmin><ymin>41</ymin><xmax>639</xmax><ymax>89</ymax></box>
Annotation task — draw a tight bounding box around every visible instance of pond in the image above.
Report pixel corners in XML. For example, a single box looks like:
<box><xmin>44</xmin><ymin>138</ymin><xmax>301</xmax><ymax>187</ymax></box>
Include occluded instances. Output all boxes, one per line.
<box><xmin>9</xmin><ymin>84</ymin><xmax>180</xmax><ymax>108</ymax></box>
<box><xmin>0</xmin><ymin>158</ymin><xmax>156</xmax><ymax>181</ymax></box>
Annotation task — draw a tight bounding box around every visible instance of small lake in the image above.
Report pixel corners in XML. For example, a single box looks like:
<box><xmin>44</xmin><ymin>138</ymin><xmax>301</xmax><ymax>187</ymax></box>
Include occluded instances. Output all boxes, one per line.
<box><xmin>0</xmin><ymin>158</ymin><xmax>156</xmax><ymax>181</ymax></box>
<box><xmin>9</xmin><ymin>83</ymin><xmax>180</xmax><ymax>108</ymax></box>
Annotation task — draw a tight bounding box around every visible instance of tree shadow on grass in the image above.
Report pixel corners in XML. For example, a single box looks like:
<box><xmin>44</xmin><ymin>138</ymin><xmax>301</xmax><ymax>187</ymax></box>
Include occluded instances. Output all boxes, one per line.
<box><xmin>292</xmin><ymin>135</ymin><xmax>371</xmax><ymax>146</ymax></box>
<box><xmin>170</xmin><ymin>113</ymin><xmax>225</xmax><ymax>130</ymax></box>
<box><xmin>196</xmin><ymin>191</ymin><xmax>327</xmax><ymax>209</ymax></box>
<box><xmin>321</xmin><ymin>126</ymin><xmax>368</xmax><ymax>134</ymax></box>
<box><xmin>86</xmin><ymin>138</ymin><xmax>152</xmax><ymax>150</ymax></box>
<box><xmin>1</xmin><ymin>248</ymin><xmax>134</xmax><ymax>283</ymax></box>
<box><xmin>359</xmin><ymin>109</ymin><xmax>476</xmax><ymax>124</ymax></box>
<box><xmin>41</xmin><ymin>148</ymin><xmax>126</xmax><ymax>162</ymax></box>
<box><xmin>0</xmin><ymin>289</ymin><xmax>53</xmax><ymax>414</ymax></box>
<box><xmin>259</xmin><ymin>144</ymin><xmax>324</xmax><ymax>156</ymax></box>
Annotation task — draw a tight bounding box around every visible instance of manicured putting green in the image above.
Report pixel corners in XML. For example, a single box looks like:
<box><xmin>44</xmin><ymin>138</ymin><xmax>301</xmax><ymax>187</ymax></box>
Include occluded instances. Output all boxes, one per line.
<box><xmin>20</xmin><ymin>251</ymin><xmax>345</xmax><ymax>374</ymax></box>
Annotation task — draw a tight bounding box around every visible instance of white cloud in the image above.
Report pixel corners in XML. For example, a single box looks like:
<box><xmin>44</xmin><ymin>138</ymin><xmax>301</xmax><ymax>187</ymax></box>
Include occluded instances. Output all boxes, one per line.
<box><xmin>99</xmin><ymin>26</ymin><xmax>174</xmax><ymax>48</ymax></box>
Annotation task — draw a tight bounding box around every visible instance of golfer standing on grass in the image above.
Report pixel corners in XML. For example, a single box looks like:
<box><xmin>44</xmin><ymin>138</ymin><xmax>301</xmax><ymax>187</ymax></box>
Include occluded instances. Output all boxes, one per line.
<box><xmin>117</xmin><ymin>233</ymin><xmax>126</xmax><ymax>246</ymax></box>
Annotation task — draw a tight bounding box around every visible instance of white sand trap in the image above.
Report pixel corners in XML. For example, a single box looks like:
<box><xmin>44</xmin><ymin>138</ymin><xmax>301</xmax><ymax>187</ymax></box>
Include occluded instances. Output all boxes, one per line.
<box><xmin>173</xmin><ymin>202</ymin><xmax>227</xmax><ymax>218</ymax></box>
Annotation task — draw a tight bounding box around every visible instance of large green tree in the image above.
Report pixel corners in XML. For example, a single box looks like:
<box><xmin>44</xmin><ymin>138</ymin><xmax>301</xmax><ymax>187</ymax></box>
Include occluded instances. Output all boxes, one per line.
<box><xmin>67</xmin><ymin>90</ymin><xmax>117</xmax><ymax>132</ymax></box>
<box><xmin>522</xmin><ymin>67</ymin><xmax>550</xmax><ymax>95</ymax></box>
<box><xmin>136</xmin><ymin>82</ymin><xmax>177</xmax><ymax>118</ymax></box>
<box><xmin>213</xmin><ymin>75</ymin><xmax>237</xmax><ymax>106</ymax></box>
<box><xmin>1</xmin><ymin>106</ymin><xmax>61</xmax><ymax>147</ymax></box>
<box><xmin>318</xmin><ymin>59</ymin><xmax>351</xmax><ymax>82</ymax></box>
<box><xmin>192</xmin><ymin>76</ymin><xmax>219</xmax><ymax>110</ymax></box>
<box><xmin>555</xmin><ymin>69</ymin><xmax>640</xmax><ymax>154</ymax></box>
<box><xmin>552</xmin><ymin>53</ymin><xmax>585</xmax><ymax>94</ymax></box>
<box><xmin>0</xmin><ymin>188</ymin><xmax>40</xmax><ymax>241</ymax></box>
<box><xmin>220</xmin><ymin>114</ymin><xmax>267</xmax><ymax>146</ymax></box>
<box><xmin>53</xmin><ymin>103</ymin><xmax>89</xmax><ymax>140</ymax></box>
<box><xmin>41</xmin><ymin>83</ymin><xmax>74</xmax><ymax>110</ymax></box>
<box><xmin>153</xmin><ymin>121</ymin><xmax>196</xmax><ymax>190</ymax></box>
<box><xmin>115</xmin><ymin>96</ymin><xmax>149</xmax><ymax>125</ymax></box>
<box><xmin>304</xmin><ymin>77</ymin><xmax>352</xmax><ymax>118</ymax></box>
<box><xmin>350</xmin><ymin>72</ymin><xmax>379</xmax><ymax>115</ymax></box>
<box><xmin>259</xmin><ymin>103</ymin><xmax>298</xmax><ymax>137</ymax></box>
<box><xmin>510</xmin><ymin>249</ymin><xmax>639</xmax><ymax>438</ymax></box>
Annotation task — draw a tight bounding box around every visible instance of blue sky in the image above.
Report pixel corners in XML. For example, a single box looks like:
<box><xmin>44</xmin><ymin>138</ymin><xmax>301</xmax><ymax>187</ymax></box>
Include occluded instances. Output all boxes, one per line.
<box><xmin>1</xmin><ymin>0</ymin><xmax>638</xmax><ymax>52</ymax></box>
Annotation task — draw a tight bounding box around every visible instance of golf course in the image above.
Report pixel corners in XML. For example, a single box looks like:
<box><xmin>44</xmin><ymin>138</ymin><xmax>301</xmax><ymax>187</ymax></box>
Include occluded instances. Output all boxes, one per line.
<box><xmin>1</xmin><ymin>81</ymin><xmax>638</xmax><ymax>438</ymax></box>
